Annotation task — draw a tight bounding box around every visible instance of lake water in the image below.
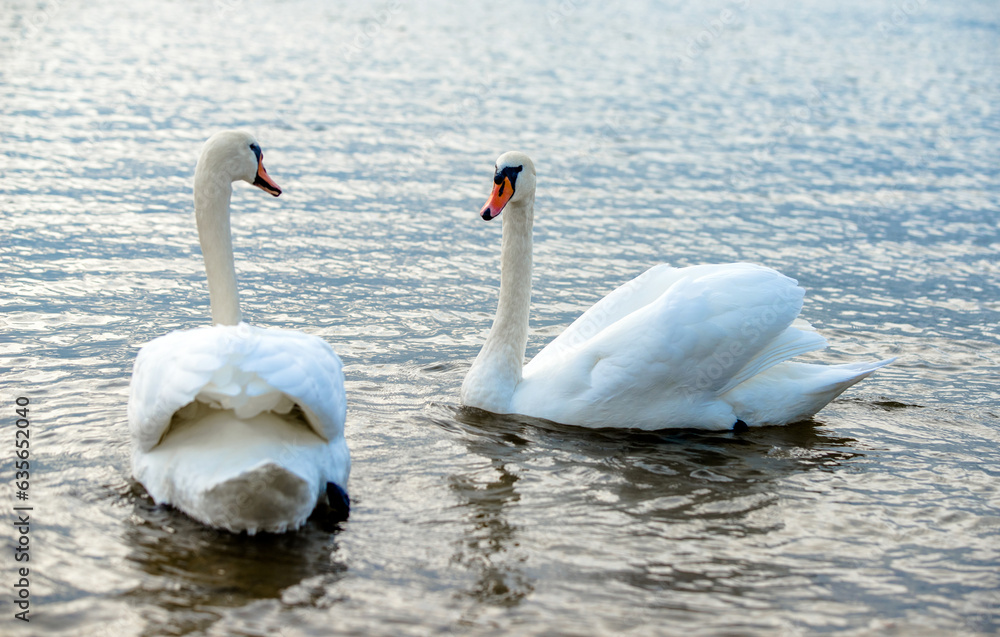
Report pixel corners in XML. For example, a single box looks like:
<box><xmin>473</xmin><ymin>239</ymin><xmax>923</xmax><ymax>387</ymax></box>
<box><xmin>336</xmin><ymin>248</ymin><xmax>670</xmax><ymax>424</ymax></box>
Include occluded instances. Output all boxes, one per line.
<box><xmin>2</xmin><ymin>0</ymin><xmax>999</xmax><ymax>635</ymax></box>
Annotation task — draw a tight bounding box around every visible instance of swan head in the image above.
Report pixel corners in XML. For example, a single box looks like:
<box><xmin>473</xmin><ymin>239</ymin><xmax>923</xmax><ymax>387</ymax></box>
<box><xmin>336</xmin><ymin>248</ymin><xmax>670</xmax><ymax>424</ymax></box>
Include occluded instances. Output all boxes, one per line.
<box><xmin>480</xmin><ymin>151</ymin><xmax>535</xmax><ymax>221</ymax></box>
<box><xmin>197</xmin><ymin>130</ymin><xmax>282</xmax><ymax>197</ymax></box>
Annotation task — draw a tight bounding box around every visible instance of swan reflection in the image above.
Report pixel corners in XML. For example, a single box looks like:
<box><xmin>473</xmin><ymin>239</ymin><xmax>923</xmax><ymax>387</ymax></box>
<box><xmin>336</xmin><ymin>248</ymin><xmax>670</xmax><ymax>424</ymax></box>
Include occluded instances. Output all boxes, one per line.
<box><xmin>448</xmin><ymin>457</ymin><xmax>533</xmax><ymax>608</ymax></box>
<box><xmin>437</xmin><ymin>404</ymin><xmax>863</xmax><ymax>602</ymax></box>
<box><xmin>119</xmin><ymin>487</ymin><xmax>347</xmax><ymax>635</ymax></box>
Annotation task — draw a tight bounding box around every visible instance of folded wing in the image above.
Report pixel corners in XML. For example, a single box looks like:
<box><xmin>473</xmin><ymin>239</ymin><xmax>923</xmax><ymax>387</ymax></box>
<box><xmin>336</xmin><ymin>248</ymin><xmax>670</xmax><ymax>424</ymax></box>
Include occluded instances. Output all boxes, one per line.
<box><xmin>515</xmin><ymin>263</ymin><xmax>836</xmax><ymax>429</ymax></box>
<box><xmin>128</xmin><ymin>323</ymin><xmax>346</xmax><ymax>453</ymax></box>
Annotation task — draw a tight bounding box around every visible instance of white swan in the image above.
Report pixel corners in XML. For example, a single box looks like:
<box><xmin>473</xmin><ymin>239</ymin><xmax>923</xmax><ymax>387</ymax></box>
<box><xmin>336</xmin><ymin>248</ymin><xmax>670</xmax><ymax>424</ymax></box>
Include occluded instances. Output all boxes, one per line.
<box><xmin>128</xmin><ymin>131</ymin><xmax>349</xmax><ymax>534</ymax></box>
<box><xmin>461</xmin><ymin>151</ymin><xmax>894</xmax><ymax>430</ymax></box>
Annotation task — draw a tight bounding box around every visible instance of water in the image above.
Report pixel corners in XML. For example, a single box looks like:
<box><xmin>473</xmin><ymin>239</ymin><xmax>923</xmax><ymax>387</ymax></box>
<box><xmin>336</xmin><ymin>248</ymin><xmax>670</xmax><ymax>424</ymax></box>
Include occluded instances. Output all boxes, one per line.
<box><xmin>2</xmin><ymin>0</ymin><xmax>999</xmax><ymax>634</ymax></box>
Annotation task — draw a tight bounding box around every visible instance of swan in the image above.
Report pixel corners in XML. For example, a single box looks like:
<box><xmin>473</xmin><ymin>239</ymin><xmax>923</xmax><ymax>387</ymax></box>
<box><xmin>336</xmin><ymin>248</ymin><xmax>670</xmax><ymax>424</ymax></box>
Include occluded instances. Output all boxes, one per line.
<box><xmin>460</xmin><ymin>151</ymin><xmax>894</xmax><ymax>430</ymax></box>
<box><xmin>127</xmin><ymin>130</ymin><xmax>349</xmax><ymax>534</ymax></box>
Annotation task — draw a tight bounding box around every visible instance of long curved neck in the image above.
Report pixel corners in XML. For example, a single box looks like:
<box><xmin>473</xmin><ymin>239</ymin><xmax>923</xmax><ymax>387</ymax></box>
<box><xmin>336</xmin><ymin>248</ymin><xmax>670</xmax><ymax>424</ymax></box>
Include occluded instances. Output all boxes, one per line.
<box><xmin>491</xmin><ymin>194</ymin><xmax>534</xmax><ymax>368</ymax></box>
<box><xmin>462</xmin><ymin>192</ymin><xmax>535</xmax><ymax>411</ymax></box>
<box><xmin>194</xmin><ymin>168</ymin><xmax>241</xmax><ymax>325</ymax></box>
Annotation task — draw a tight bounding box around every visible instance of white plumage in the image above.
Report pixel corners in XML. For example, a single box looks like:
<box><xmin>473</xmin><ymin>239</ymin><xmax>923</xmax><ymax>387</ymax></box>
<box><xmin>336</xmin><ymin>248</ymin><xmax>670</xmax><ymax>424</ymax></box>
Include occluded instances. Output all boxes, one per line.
<box><xmin>127</xmin><ymin>131</ymin><xmax>349</xmax><ymax>534</ymax></box>
<box><xmin>461</xmin><ymin>152</ymin><xmax>894</xmax><ymax>430</ymax></box>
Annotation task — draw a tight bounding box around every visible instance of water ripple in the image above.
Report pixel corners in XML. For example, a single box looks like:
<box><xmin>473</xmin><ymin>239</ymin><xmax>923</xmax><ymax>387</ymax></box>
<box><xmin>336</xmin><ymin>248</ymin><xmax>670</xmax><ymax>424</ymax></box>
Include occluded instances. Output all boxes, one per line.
<box><xmin>3</xmin><ymin>0</ymin><xmax>999</xmax><ymax>635</ymax></box>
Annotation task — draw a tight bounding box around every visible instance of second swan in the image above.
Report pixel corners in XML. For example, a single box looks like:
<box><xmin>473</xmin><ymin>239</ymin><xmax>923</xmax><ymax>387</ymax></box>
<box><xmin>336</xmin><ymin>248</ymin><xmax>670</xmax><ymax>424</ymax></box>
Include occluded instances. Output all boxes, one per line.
<box><xmin>461</xmin><ymin>151</ymin><xmax>893</xmax><ymax>430</ymax></box>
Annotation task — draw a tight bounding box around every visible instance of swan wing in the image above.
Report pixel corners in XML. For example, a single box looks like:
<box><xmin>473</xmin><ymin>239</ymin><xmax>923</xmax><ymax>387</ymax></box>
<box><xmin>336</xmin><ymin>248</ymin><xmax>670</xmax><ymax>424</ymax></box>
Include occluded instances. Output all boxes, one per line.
<box><xmin>526</xmin><ymin>263</ymin><xmax>691</xmax><ymax>371</ymax></box>
<box><xmin>722</xmin><ymin>358</ymin><xmax>896</xmax><ymax>426</ymax></box>
<box><xmin>128</xmin><ymin>323</ymin><xmax>346</xmax><ymax>453</ymax></box>
<box><xmin>516</xmin><ymin>263</ymin><xmax>826</xmax><ymax>429</ymax></box>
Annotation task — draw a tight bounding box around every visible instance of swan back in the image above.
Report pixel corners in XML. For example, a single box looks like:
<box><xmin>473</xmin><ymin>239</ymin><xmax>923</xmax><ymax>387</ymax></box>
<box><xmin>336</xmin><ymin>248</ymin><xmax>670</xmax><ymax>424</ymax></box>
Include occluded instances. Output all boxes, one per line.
<box><xmin>514</xmin><ymin>263</ymin><xmax>831</xmax><ymax>429</ymax></box>
<box><xmin>128</xmin><ymin>323</ymin><xmax>347</xmax><ymax>453</ymax></box>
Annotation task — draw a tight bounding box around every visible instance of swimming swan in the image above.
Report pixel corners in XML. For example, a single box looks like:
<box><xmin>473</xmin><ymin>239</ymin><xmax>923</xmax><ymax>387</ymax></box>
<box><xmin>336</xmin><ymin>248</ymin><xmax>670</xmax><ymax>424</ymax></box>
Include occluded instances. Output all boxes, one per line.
<box><xmin>461</xmin><ymin>151</ymin><xmax>894</xmax><ymax>430</ymax></box>
<box><xmin>128</xmin><ymin>131</ymin><xmax>349</xmax><ymax>534</ymax></box>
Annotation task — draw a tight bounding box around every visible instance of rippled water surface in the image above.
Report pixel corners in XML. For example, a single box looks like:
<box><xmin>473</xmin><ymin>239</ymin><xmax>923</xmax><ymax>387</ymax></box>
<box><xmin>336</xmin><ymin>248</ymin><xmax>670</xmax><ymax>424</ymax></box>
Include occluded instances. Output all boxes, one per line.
<box><xmin>2</xmin><ymin>0</ymin><xmax>999</xmax><ymax>635</ymax></box>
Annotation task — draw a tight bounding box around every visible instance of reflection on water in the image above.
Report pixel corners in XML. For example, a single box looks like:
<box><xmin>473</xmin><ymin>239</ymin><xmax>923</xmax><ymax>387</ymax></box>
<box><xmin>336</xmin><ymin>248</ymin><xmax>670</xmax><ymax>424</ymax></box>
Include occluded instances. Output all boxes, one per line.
<box><xmin>437</xmin><ymin>405</ymin><xmax>873</xmax><ymax>629</ymax></box>
<box><xmin>448</xmin><ymin>458</ymin><xmax>532</xmax><ymax>608</ymax></box>
<box><xmin>3</xmin><ymin>0</ymin><xmax>999</xmax><ymax>634</ymax></box>
<box><xmin>120</xmin><ymin>487</ymin><xmax>347</xmax><ymax>635</ymax></box>
<box><xmin>446</xmin><ymin>405</ymin><xmax>863</xmax><ymax>504</ymax></box>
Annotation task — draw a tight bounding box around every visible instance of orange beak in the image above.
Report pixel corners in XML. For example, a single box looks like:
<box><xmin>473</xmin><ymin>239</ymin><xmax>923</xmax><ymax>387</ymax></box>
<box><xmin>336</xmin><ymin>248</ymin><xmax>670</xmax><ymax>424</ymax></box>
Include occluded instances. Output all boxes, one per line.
<box><xmin>252</xmin><ymin>153</ymin><xmax>282</xmax><ymax>197</ymax></box>
<box><xmin>480</xmin><ymin>176</ymin><xmax>514</xmax><ymax>221</ymax></box>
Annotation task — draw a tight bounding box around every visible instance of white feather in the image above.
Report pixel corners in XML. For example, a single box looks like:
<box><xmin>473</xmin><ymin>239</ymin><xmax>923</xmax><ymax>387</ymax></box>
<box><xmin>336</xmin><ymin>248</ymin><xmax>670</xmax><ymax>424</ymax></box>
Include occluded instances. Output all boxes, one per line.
<box><xmin>462</xmin><ymin>152</ymin><xmax>894</xmax><ymax>430</ymax></box>
<box><xmin>127</xmin><ymin>131</ymin><xmax>349</xmax><ymax>534</ymax></box>
<box><xmin>128</xmin><ymin>324</ymin><xmax>348</xmax><ymax>534</ymax></box>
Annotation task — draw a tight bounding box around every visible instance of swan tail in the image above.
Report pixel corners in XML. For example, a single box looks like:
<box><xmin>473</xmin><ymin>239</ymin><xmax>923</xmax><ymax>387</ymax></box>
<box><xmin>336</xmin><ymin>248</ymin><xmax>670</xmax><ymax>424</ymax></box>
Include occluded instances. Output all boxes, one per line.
<box><xmin>718</xmin><ymin>323</ymin><xmax>829</xmax><ymax>394</ymax></box>
<box><xmin>198</xmin><ymin>462</ymin><xmax>316</xmax><ymax>535</ymax></box>
<box><xmin>133</xmin><ymin>409</ymin><xmax>343</xmax><ymax>534</ymax></box>
<box><xmin>319</xmin><ymin>482</ymin><xmax>351</xmax><ymax>525</ymax></box>
<box><xmin>722</xmin><ymin>358</ymin><xmax>896</xmax><ymax>426</ymax></box>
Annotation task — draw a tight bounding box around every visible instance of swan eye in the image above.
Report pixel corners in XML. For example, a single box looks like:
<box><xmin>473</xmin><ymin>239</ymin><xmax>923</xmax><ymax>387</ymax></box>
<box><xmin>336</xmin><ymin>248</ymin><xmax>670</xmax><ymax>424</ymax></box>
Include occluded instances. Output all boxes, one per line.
<box><xmin>494</xmin><ymin>165</ymin><xmax>524</xmax><ymax>192</ymax></box>
<box><xmin>249</xmin><ymin>143</ymin><xmax>262</xmax><ymax>162</ymax></box>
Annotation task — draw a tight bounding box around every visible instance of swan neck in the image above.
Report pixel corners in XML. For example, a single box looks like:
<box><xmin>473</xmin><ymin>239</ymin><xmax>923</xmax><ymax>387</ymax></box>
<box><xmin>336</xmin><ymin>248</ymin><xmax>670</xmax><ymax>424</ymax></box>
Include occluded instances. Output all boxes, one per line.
<box><xmin>493</xmin><ymin>195</ymin><xmax>534</xmax><ymax>360</ymax></box>
<box><xmin>462</xmin><ymin>193</ymin><xmax>534</xmax><ymax>411</ymax></box>
<box><xmin>194</xmin><ymin>168</ymin><xmax>242</xmax><ymax>325</ymax></box>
